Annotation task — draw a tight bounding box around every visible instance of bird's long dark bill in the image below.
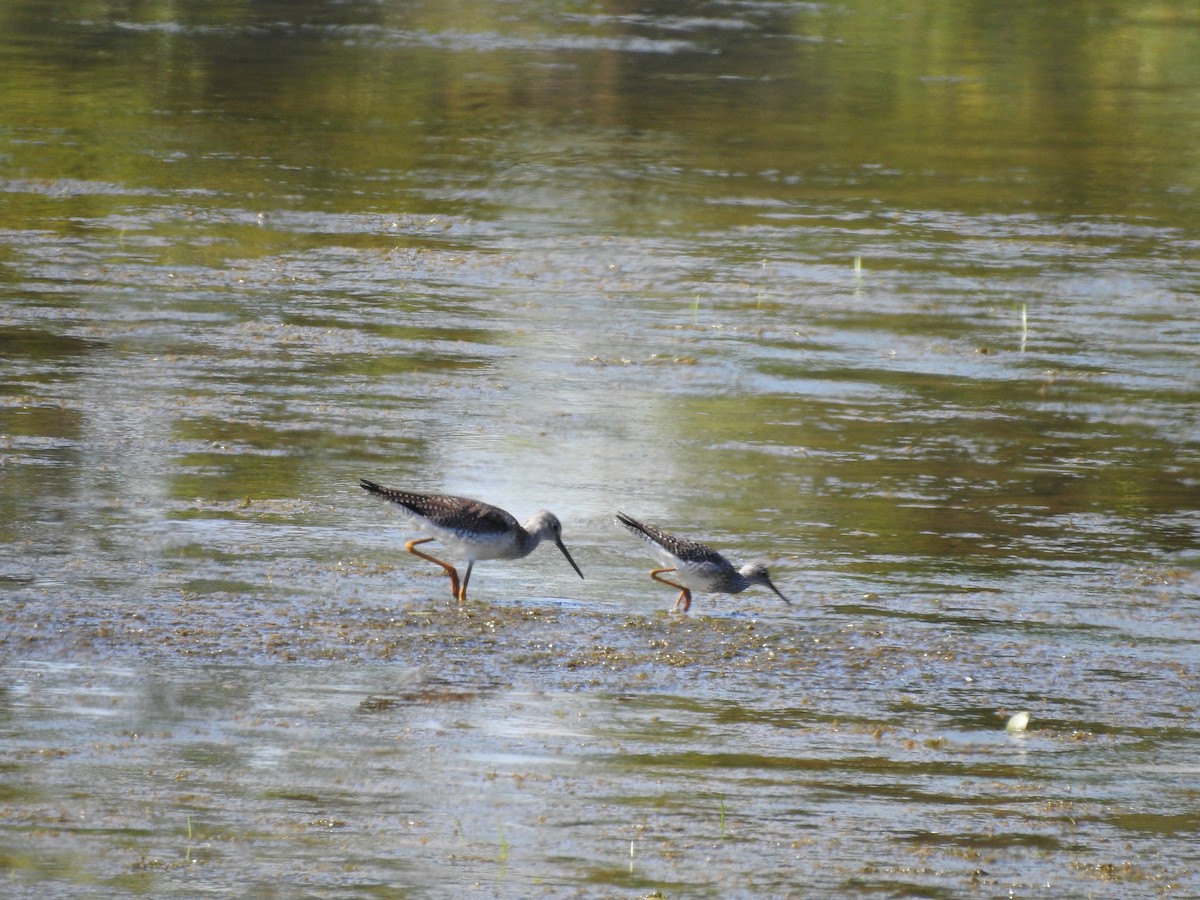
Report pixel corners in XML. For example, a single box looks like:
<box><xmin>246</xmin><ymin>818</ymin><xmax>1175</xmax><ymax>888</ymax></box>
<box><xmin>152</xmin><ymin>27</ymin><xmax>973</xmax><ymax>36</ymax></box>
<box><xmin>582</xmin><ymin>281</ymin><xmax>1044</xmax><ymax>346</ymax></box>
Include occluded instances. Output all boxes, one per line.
<box><xmin>556</xmin><ymin>539</ymin><xmax>585</xmax><ymax>579</ymax></box>
<box><xmin>766</xmin><ymin>579</ymin><xmax>791</xmax><ymax>605</ymax></box>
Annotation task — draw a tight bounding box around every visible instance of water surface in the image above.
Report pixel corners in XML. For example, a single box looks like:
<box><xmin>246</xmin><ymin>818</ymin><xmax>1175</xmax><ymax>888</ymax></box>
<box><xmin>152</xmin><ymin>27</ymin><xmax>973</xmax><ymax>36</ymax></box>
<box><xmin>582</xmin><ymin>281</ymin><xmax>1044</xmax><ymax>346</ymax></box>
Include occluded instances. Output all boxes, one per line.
<box><xmin>1</xmin><ymin>0</ymin><xmax>1198</xmax><ymax>896</ymax></box>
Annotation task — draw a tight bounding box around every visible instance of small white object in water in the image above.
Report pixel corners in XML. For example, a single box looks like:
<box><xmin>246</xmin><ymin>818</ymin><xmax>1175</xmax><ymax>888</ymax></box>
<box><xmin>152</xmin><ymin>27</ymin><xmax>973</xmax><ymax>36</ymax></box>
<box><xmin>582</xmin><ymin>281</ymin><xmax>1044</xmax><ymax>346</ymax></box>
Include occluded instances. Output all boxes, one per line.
<box><xmin>1005</xmin><ymin>711</ymin><xmax>1031</xmax><ymax>733</ymax></box>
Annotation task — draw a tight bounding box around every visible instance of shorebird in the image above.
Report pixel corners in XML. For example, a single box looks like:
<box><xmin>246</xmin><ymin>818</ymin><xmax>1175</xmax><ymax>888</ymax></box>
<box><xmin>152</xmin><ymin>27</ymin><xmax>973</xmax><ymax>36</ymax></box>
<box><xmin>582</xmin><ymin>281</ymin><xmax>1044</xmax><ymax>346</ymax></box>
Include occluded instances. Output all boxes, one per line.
<box><xmin>615</xmin><ymin>512</ymin><xmax>789</xmax><ymax>613</ymax></box>
<box><xmin>359</xmin><ymin>478</ymin><xmax>584</xmax><ymax>602</ymax></box>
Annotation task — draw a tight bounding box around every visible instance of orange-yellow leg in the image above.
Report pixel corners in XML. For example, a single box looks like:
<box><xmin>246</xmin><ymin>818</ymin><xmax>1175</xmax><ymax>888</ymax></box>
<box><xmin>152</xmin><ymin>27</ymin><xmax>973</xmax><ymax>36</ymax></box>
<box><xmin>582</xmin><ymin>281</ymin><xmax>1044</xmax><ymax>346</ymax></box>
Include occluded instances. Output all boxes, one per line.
<box><xmin>651</xmin><ymin>568</ymin><xmax>692</xmax><ymax>613</ymax></box>
<box><xmin>458</xmin><ymin>562</ymin><xmax>474</xmax><ymax>604</ymax></box>
<box><xmin>405</xmin><ymin>538</ymin><xmax>461</xmax><ymax>602</ymax></box>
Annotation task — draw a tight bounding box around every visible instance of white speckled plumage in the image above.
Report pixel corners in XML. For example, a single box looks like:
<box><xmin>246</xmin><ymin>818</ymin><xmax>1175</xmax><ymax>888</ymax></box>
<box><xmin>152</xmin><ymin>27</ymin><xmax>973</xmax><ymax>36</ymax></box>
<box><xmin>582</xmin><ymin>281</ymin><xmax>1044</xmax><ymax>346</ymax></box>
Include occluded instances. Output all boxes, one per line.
<box><xmin>361</xmin><ymin>478</ymin><xmax>583</xmax><ymax>602</ymax></box>
<box><xmin>616</xmin><ymin>512</ymin><xmax>789</xmax><ymax>612</ymax></box>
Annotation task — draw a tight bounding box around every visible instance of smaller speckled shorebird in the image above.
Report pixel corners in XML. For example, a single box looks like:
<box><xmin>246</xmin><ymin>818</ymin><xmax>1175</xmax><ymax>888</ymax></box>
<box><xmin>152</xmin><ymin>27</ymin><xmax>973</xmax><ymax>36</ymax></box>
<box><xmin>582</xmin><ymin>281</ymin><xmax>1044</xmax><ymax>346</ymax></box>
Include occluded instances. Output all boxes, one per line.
<box><xmin>360</xmin><ymin>479</ymin><xmax>583</xmax><ymax>602</ymax></box>
<box><xmin>616</xmin><ymin>512</ymin><xmax>789</xmax><ymax>613</ymax></box>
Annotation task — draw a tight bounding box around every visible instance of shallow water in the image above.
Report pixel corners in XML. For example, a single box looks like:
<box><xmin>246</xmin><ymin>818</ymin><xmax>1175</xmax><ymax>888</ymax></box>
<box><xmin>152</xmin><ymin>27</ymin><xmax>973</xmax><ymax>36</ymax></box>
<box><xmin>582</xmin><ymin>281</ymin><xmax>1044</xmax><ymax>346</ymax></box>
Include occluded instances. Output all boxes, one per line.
<box><xmin>2</xmin><ymin>0</ymin><xmax>1199</xmax><ymax>896</ymax></box>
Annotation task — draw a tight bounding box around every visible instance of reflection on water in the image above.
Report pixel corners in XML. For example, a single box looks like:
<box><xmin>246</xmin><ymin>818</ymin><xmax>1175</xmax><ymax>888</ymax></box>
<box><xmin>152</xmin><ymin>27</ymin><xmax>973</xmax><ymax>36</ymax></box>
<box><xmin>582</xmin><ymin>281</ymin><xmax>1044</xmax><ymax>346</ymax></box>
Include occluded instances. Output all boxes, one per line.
<box><xmin>1</xmin><ymin>0</ymin><xmax>1199</xmax><ymax>895</ymax></box>
<box><xmin>3</xmin><ymin>628</ymin><xmax>1198</xmax><ymax>896</ymax></box>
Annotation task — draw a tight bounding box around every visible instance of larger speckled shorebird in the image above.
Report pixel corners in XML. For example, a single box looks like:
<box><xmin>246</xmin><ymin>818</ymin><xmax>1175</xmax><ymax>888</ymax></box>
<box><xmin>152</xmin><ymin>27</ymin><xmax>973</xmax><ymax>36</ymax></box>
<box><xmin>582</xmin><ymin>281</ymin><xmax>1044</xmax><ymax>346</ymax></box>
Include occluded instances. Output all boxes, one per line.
<box><xmin>616</xmin><ymin>512</ymin><xmax>789</xmax><ymax>613</ymax></box>
<box><xmin>359</xmin><ymin>478</ymin><xmax>584</xmax><ymax>602</ymax></box>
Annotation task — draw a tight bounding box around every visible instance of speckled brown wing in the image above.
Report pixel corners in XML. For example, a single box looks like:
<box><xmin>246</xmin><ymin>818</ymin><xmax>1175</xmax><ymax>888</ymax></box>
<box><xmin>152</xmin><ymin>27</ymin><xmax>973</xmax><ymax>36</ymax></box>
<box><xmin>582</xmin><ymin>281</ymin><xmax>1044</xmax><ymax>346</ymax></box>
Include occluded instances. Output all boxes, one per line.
<box><xmin>615</xmin><ymin>512</ymin><xmax>723</xmax><ymax>566</ymax></box>
<box><xmin>359</xmin><ymin>479</ymin><xmax>520</xmax><ymax>539</ymax></box>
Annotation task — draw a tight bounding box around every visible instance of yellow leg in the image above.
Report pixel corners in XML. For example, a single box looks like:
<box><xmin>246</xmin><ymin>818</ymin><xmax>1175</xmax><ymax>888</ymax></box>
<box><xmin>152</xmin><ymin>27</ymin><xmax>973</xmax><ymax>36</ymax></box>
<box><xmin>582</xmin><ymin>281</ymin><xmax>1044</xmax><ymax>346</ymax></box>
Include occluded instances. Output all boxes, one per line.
<box><xmin>406</xmin><ymin>538</ymin><xmax>460</xmax><ymax>601</ymax></box>
<box><xmin>457</xmin><ymin>561</ymin><xmax>474</xmax><ymax>604</ymax></box>
<box><xmin>651</xmin><ymin>568</ymin><xmax>692</xmax><ymax>613</ymax></box>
